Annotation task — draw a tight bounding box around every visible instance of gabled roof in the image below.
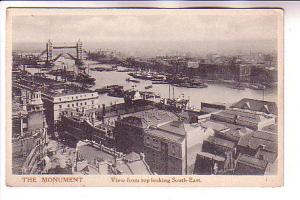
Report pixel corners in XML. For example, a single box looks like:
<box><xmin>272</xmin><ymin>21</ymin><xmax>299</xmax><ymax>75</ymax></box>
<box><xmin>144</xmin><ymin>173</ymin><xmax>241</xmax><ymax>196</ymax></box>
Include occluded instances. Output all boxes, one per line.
<box><xmin>231</xmin><ymin>98</ymin><xmax>277</xmax><ymax>115</ymax></box>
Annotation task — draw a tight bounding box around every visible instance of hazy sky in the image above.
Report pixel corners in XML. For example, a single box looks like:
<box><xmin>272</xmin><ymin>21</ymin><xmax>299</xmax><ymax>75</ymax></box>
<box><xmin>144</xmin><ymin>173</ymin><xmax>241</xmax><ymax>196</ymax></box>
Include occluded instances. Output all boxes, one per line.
<box><xmin>12</xmin><ymin>11</ymin><xmax>279</xmax><ymax>55</ymax></box>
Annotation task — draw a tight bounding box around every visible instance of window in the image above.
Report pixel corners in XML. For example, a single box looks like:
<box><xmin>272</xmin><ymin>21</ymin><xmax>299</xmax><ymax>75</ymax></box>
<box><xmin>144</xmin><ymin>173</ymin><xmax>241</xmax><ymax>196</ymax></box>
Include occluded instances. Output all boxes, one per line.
<box><xmin>67</xmin><ymin>104</ymin><xmax>70</xmax><ymax>108</ymax></box>
<box><xmin>76</xmin><ymin>103</ymin><xmax>78</xmax><ymax>106</ymax></box>
<box><xmin>59</xmin><ymin>98</ymin><xmax>62</xmax><ymax>102</ymax></box>
<box><xmin>171</xmin><ymin>145</ymin><xmax>176</xmax><ymax>155</ymax></box>
<box><xmin>92</xmin><ymin>100</ymin><xmax>94</xmax><ymax>105</ymax></box>
<box><xmin>72</xmin><ymin>104</ymin><xmax>74</xmax><ymax>107</ymax></box>
<box><xmin>145</xmin><ymin>136</ymin><xmax>151</xmax><ymax>145</ymax></box>
<box><xmin>85</xmin><ymin>102</ymin><xmax>87</xmax><ymax>105</ymax></box>
<box><xmin>59</xmin><ymin>105</ymin><xmax>62</xmax><ymax>109</ymax></box>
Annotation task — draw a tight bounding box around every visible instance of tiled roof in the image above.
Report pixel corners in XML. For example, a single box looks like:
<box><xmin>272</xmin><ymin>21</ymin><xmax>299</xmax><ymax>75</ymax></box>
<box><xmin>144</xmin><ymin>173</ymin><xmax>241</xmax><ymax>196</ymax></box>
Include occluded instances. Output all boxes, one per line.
<box><xmin>231</xmin><ymin>98</ymin><xmax>277</xmax><ymax>115</ymax></box>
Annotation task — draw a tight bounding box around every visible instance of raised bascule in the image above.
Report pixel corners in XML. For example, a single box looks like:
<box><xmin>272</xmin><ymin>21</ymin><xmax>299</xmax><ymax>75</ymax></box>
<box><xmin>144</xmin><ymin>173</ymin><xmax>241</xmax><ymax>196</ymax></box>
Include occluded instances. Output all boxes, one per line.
<box><xmin>39</xmin><ymin>39</ymin><xmax>83</xmax><ymax>67</ymax></box>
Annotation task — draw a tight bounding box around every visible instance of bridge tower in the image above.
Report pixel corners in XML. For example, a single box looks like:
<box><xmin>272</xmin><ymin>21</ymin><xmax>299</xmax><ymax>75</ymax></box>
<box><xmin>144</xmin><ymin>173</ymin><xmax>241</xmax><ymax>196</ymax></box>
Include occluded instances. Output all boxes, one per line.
<box><xmin>46</xmin><ymin>40</ymin><xmax>53</xmax><ymax>65</ymax></box>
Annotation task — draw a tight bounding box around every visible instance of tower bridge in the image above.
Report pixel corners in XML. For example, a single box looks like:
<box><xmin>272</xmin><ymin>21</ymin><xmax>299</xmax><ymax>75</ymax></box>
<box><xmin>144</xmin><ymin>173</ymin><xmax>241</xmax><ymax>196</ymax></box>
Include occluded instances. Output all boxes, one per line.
<box><xmin>39</xmin><ymin>40</ymin><xmax>83</xmax><ymax>67</ymax></box>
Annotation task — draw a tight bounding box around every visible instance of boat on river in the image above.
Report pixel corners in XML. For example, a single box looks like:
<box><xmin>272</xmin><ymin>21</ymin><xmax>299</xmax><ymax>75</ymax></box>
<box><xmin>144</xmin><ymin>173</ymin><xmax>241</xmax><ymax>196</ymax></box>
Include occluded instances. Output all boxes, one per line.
<box><xmin>249</xmin><ymin>83</ymin><xmax>266</xmax><ymax>90</ymax></box>
<box><xmin>95</xmin><ymin>85</ymin><xmax>123</xmax><ymax>94</ymax></box>
<box><xmin>145</xmin><ymin>85</ymin><xmax>153</xmax><ymax>89</ymax></box>
<box><xmin>126</xmin><ymin>78</ymin><xmax>140</xmax><ymax>83</ymax></box>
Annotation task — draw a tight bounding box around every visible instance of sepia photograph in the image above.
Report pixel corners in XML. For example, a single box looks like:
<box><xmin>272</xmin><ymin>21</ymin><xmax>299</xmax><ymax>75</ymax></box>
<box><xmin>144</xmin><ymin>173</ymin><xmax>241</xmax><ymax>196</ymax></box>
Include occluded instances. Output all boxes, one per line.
<box><xmin>6</xmin><ymin>8</ymin><xmax>283</xmax><ymax>186</ymax></box>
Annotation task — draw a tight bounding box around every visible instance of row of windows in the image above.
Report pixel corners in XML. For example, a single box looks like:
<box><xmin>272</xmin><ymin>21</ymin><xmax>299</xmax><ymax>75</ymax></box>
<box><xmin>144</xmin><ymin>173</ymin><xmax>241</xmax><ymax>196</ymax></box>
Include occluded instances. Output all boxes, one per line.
<box><xmin>58</xmin><ymin>93</ymin><xmax>95</xmax><ymax>102</ymax></box>
<box><xmin>58</xmin><ymin>100</ymin><xmax>94</xmax><ymax>109</ymax></box>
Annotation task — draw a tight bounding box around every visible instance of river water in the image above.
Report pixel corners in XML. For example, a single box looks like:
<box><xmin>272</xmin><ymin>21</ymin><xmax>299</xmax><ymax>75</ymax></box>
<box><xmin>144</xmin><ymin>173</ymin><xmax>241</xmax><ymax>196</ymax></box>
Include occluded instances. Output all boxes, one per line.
<box><xmin>89</xmin><ymin>69</ymin><xmax>277</xmax><ymax>108</ymax></box>
<box><xmin>28</xmin><ymin>58</ymin><xmax>278</xmax><ymax>109</ymax></box>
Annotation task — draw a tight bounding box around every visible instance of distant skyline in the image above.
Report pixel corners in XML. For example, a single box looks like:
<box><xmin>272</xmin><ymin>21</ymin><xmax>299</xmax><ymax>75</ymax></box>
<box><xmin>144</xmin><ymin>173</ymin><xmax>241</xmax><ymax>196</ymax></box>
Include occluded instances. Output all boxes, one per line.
<box><xmin>12</xmin><ymin>10</ymin><xmax>279</xmax><ymax>56</ymax></box>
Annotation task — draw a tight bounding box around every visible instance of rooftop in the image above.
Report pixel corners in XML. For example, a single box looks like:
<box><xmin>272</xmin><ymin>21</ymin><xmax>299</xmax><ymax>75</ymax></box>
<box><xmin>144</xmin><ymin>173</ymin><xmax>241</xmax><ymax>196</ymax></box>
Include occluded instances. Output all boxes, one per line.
<box><xmin>146</xmin><ymin>128</ymin><xmax>185</xmax><ymax>143</ymax></box>
<box><xmin>231</xmin><ymin>98</ymin><xmax>277</xmax><ymax>115</ymax></box>
<box><xmin>206</xmin><ymin>119</ymin><xmax>254</xmax><ymax>132</ymax></box>
<box><xmin>205</xmin><ymin>136</ymin><xmax>236</xmax><ymax>149</ymax></box>
<box><xmin>199</xmin><ymin>120</ymin><xmax>228</xmax><ymax>132</ymax></box>
<box><xmin>120</xmin><ymin>109</ymin><xmax>178</xmax><ymax>128</ymax></box>
<box><xmin>211</xmin><ymin>109</ymin><xmax>273</xmax><ymax>128</ymax></box>
<box><xmin>261</xmin><ymin>124</ymin><xmax>278</xmax><ymax>134</ymax></box>
<box><xmin>216</xmin><ymin>128</ymin><xmax>251</xmax><ymax>143</ymax></box>
<box><xmin>237</xmin><ymin>154</ymin><xmax>268</xmax><ymax>170</ymax></box>
<box><xmin>196</xmin><ymin>151</ymin><xmax>225</xmax><ymax>162</ymax></box>
<box><xmin>97</xmin><ymin>102</ymin><xmax>155</xmax><ymax>119</ymax></box>
<box><xmin>76</xmin><ymin>141</ymin><xmax>152</xmax><ymax>175</ymax></box>
<box><xmin>238</xmin><ymin>131</ymin><xmax>277</xmax><ymax>153</ymax></box>
<box><xmin>158</xmin><ymin>121</ymin><xmax>186</xmax><ymax>136</ymax></box>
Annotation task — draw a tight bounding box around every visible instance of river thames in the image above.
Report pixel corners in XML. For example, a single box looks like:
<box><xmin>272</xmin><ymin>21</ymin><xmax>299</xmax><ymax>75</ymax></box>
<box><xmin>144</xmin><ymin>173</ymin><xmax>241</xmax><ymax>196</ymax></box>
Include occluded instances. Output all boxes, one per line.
<box><xmin>30</xmin><ymin>58</ymin><xmax>278</xmax><ymax>109</ymax></box>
